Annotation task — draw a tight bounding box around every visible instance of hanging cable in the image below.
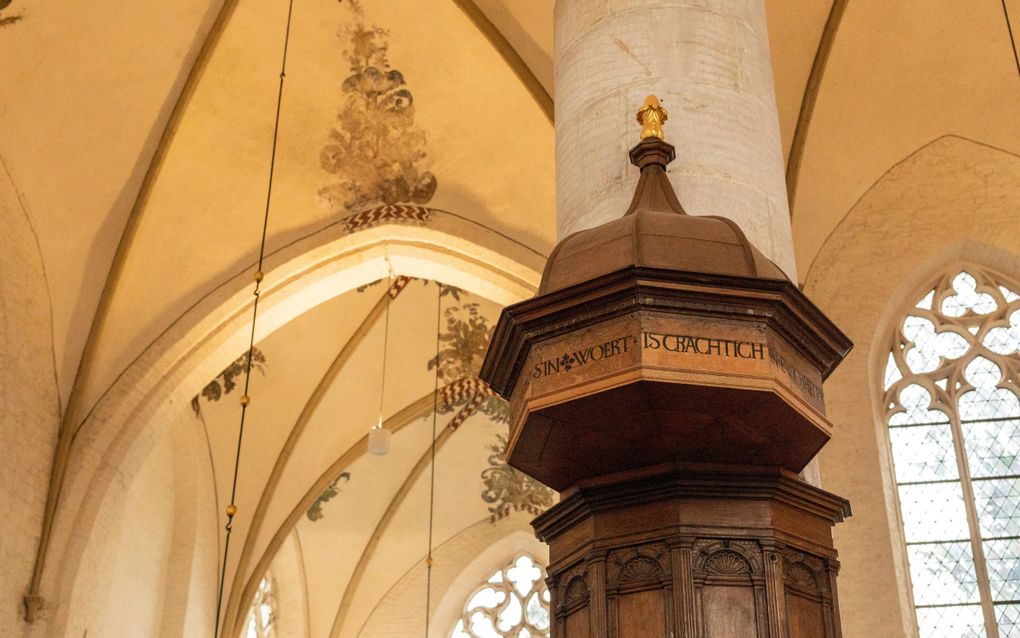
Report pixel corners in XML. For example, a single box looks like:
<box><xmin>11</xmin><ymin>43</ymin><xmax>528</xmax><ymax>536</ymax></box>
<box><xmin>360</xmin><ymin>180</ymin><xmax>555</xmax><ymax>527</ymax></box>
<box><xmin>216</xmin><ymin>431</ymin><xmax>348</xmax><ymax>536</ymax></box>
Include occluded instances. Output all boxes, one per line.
<box><xmin>1002</xmin><ymin>0</ymin><xmax>1020</xmax><ymax>84</ymax></box>
<box><xmin>424</xmin><ymin>284</ymin><xmax>442</xmax><ymax>637</ymax></box>
<box><xmin>213</xmin><ymin>0</ymin><xmax>296</xmax><ymax>635</ymax></box>
<box><xmin>369</xmin><ymin>263</ymin><xmax>394</xmax><ymax>455</ymax></box>
<box><xmin>379</xmin><ymin>278</ymin><xmax>391</xmax><ymax>421</ymax></box>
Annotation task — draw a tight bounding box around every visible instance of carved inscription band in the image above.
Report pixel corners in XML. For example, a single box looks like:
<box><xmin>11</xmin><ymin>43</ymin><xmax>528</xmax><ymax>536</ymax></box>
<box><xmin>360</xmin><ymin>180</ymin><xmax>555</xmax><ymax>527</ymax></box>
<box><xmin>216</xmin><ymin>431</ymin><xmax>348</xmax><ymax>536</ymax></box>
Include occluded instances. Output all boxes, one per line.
<box><xmin>643</xmin><ymin>332</ymin><xmax>765</xmax><ymax>360</ymax></box>
<box><xmin>530</xmin><ymin>328</ymin><xmax>825</xmax><ymax>405</ymax></box>
<box><xmin>532</xmin><ymin>335</ymin><xmax>634</xmax><ymax>378</ymax></box>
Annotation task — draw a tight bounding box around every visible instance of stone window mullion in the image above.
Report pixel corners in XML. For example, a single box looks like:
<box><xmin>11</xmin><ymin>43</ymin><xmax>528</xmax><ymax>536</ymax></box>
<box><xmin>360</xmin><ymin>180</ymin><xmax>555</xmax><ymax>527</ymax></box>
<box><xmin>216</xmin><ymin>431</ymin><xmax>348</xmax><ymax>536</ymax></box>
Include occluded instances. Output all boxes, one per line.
<box><xmin>949</xmin><ymin>408</ymin><xmax>1000</xmax><ymax>638</ymax></box>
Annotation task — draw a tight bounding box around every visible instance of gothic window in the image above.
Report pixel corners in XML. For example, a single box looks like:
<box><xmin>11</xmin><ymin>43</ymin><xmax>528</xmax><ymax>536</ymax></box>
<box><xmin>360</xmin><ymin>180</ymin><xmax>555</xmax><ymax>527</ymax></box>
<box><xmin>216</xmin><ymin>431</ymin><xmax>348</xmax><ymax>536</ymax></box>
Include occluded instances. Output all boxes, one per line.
<box><xmin>243</xmin><ymin>575</ymin><xmax>277</xmax><ymax>638</ymax></box>
<box><xmin>449</xmin><ymin>554</ymin><xmax>551</xmax><ymax>638</ymax></box>
<box><xmin>883</xmin><ymin>268</ymin><xmax>1020</xmax><ymax>637</ymax></box>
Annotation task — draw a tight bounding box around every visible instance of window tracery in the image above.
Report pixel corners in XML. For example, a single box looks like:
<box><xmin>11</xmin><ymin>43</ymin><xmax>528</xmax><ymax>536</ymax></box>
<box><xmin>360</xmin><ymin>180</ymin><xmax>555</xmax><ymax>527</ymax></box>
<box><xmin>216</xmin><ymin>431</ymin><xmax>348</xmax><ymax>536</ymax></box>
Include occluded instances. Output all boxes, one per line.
<box><xmin>243</xmin><ymin>575</ymin><xmax>277</xmax><ymax>638</ymax></box>
<box><xmin>449</xmin><ymin>554</ymin><xmax>551</xmax><ymax>638</ymax></box>
<box><xmin>883</xmin><ymin>268</ymin><xmax>1020</xmax><ymax>637</ymax></box>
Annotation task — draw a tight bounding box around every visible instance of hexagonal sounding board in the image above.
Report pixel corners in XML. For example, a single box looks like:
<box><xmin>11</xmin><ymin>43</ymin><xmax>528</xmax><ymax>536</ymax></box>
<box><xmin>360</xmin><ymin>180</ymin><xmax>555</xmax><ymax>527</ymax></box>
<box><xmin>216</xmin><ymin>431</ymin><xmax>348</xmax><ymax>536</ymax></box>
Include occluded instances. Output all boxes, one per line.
<box><xmin>481</xmin><ymin>104</ymin><xmax>854</xmax><ymax>638</ymax></box>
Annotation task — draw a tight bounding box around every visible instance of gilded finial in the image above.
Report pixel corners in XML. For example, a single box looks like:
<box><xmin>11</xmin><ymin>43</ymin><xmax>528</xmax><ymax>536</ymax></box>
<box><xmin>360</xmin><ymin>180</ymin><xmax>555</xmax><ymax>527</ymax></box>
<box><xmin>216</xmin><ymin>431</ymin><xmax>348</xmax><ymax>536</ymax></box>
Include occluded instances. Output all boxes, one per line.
<box><xmin>636</xmin><ymin>95</ymin><xmax>668</xmax><ymax>141</ymax></box>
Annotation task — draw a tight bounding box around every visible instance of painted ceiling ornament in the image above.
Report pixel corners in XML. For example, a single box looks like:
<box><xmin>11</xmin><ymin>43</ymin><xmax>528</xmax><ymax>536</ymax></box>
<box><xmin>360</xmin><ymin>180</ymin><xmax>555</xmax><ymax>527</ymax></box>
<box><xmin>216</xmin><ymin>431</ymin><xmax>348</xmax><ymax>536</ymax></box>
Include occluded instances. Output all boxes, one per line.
<box><xmin>319</xmin><ymin>2</ymin><xmax>437</xmax><ymax>213</ymax></box>
<box><xmin>191</xmin><ymin>347</ymin><xmax>267</xmax><ymax>415</ymax></box>
<box><xmin>481</xmin><ymin>434</ymin><xmax>555</xmax><ymax>522</ymax></box>
<box><xmin>306</xmin><ymin>471</ymin><xmax>351</xmax><ymax>522</ymax></box>
<box><xmin>0</xmin><ymin>0</ymin><xmax>23</xmax><ymax>28</ymax></box>
<box><xmin>428</xmin><ymin>296</ymin><xmax>510</xmax><ymax>424</ymax></box>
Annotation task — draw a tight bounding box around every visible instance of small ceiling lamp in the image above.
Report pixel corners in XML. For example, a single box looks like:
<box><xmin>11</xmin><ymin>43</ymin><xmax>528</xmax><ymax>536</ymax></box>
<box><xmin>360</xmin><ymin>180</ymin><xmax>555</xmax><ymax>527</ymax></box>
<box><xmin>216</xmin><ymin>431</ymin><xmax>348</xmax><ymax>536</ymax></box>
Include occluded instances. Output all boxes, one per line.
<box><xmin>369</xmin><ymin>416</ymin><xmax>391</xmax><ymax>456</ymax></box>
<box><xmin>370</xmin><ymin>264</ymin><xmax>394</xmax><ymax>456</ymax></box>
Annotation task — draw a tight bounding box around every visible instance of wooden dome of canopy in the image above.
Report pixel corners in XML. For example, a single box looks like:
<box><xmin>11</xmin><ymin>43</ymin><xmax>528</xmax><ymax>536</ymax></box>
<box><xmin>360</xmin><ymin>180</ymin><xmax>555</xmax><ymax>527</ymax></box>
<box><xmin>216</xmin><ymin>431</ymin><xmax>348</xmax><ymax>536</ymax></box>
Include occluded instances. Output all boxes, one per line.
<box><xmin>539</xmin><ymin>137</ymin><xmax>788</xmax><ymax>295</ymax></box>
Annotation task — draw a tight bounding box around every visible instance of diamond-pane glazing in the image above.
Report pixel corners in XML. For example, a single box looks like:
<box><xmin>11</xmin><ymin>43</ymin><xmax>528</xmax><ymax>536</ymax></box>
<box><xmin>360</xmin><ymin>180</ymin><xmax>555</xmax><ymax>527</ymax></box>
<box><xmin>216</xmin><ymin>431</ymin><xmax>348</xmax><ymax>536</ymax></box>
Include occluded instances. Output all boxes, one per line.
<box><xmin>906</xmin><ymin>542</ymin><xmax>979</xmax><ymax>605</ymax></box>
<box><xmin>964</xmin><ymin>419</ymin><xmax>1020</xmax><ymax>477</ymax></box>
<box><xmin>941</xmin><ymin>272</ymin><xmax>998</xmax><ymax>317</ymax></box>
<box><xmin>983</xmin><ymin>309</ymin><xmax>1019</xmax><ymax>355</ymax></box>
<box><xmin>903</xmin><ymin>317</ymin><xmax>971</xmax><ymax>373</ymax></box>
<box><xmin>998</xmin><ymin>604</ymin><xmax>1020</xmax><ymax>637</ymax></box>
<box><xmin>984</xmin><ymin>539</ymin><xmax>1020</xmax><ymax>601</ymax></box>
<box><xmin>891</xmin><ymin>385</ymin><xmax>949</xmax><ymax>426</ymax></box>
<box><xmin>890</xmin><ymin>425</ymin><xmax>959</xmax><ymax>483</ymax></box>
<box><xmin>916</xmin><ymin>605</ymin><xmax>986</xmax><ymax>637</ymax></box>
<box><xmin>888</xmin><ymin>269</ymin><xmax>1020</xmax><ymax>637</ymax></box>
<box><xmin>899</xmin><ymin>482</ymin><xmax>971</xmax><ymax>542</ymax></box>
<box><xmin>972</xmin><ymin>478</ymin><xmax>1020</xmax><ymax>538</ymax></box>
<box><xmin>964</xmin><ymin>357</ymin><xmax>1003</xmax><ymax>387</ymax></box>
<box><xmin>959</xmin><ymin>386</ymin><xmax>1020</xmax><ymax>421</ymax></box>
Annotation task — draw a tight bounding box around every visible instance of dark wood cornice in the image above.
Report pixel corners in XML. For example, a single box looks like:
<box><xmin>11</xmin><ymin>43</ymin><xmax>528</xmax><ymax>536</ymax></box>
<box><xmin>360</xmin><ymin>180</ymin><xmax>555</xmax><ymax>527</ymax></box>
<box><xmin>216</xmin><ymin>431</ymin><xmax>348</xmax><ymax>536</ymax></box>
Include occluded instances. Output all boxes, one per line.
<box><xmin>532</xmin><ymin>462</ymin><xmax>853</xmax><ymax>544</ymax></box>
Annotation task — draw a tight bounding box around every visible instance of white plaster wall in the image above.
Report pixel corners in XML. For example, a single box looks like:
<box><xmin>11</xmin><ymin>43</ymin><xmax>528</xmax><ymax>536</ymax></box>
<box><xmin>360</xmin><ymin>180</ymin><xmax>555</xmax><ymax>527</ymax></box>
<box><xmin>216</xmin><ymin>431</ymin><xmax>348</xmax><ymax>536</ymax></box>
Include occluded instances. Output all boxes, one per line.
<box><xmin>61</xmin><ymin>424</ymin><xmax>177</xmax><ymax>637</ymax></box>
<box><xmin>163</xmin><ymin>416</ymin><xmax>219</xmax><ymax>638</ymax></box>
<box><xmin>0</xmin><ymin>159</ymin><xmax>59</xmax><ymax>635</ymax></box>
<box><xmin>554</xmin><ymin>0</ymin><xmax>796</xmax><ymax>277</ymax></box>
<box><xmin>59</xmin><ymin>411</ymin><xmax>218</xmax><ymax>638</ymax></box>
<box><xmin>100</xmin><ymin>427</ymin><xmax>177</xmax><ymax>637</ymax></box>
<box><xmin>271</xmin><ymin>530</ymin><xmax>311</xmax><ymax>638</ymax></box>
<box><xmin>806</xmin><ymin>136</ymin><xmax>1020</xmax><ymax>638</ymax></box>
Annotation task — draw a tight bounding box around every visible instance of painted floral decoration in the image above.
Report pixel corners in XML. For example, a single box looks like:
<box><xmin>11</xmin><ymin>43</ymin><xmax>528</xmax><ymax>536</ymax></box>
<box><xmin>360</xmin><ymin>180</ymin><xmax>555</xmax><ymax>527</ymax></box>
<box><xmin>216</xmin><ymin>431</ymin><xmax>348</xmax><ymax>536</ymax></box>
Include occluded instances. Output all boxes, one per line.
<box><xmin>319</xmin><ymin>2</ymin><xmax>437</xmax><ymax>212</ymax></box>
<box><xmin>481</xmin><ymin>434</ymin><xmax>555</xmax><ymax>522</ymax></box>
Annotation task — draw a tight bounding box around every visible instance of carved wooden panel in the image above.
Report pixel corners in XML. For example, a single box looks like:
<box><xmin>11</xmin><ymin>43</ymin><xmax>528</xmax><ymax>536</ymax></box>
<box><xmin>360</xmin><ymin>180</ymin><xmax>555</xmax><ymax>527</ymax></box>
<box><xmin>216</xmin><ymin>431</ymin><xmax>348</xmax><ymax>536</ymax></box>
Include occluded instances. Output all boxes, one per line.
<box><xmin>692</xmin><ymin>540</ymin><xmax>766</xmax><ymax>638</ymax></box>
<box><xmin>783</xmin><ymin>552</ymin><xmax>834</xmax><ymax>638</ymax></box>
<box><xmin>617</xmin><ymin>589</ymin><xmax>667</xmax><ymax>638</ymax></box>
<box><xmin>535</xmin><ymin>467</ymin><xmax>849</xmax><ymax>638</ymax></box>
<box><xmin>564</xmin><ymin>608</ymin><xmax>590</xmax><ymax>638</ymax></box>
<box><xmin>702</xmin><ymin>586</ymin><xmax>758</xmax><ymax>638</ymax></box>
<box><xmin>553</xmin><ymin>563</ymin><xmax>592</xmax><ymax>638</ymax></box>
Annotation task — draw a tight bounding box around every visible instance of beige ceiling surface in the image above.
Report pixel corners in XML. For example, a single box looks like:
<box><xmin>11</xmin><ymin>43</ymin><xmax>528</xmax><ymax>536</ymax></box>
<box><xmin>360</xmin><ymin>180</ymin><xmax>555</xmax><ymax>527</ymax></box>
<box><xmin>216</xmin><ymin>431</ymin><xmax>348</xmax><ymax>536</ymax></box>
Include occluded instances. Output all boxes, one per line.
<box><xmin>474</xmin><ymin>0</ymin><xmax>554</xmax><ymax>93</ymax></box>
<box><xmin>792</xmin><ymin>0</ymin><xmax>1020</xmax><ymax>275</ymax></box>
<box><xmin>0</xmin><ymin>0</ymin><xmax>219</xmax><ymax>401</ymax></box>
<box><xmin>190</xmin><ymin>278</ymin><xmax>524</xmax><ymax>636</ymax></box>
<box><xmin>764</xmin><ymin>0</ymin><xmax>833</xmax><ymax>163</ymax></box>
<box><xmin>196</xmin><ymin>284</ymin><xmax>381</xmax><ymax>597</ymax></box>
<box><xmin>82</xmin><ymin>0</ymin><xmax>553</xmax><ymax>413</ymax></box>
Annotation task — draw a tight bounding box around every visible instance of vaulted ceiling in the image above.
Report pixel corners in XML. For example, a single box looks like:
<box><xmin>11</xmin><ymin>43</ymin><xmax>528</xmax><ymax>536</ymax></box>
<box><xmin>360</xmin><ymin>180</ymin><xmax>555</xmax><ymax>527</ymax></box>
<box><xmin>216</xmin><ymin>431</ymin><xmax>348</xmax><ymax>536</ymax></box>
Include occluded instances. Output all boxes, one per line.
<box><xmin>2</xmin><ymin>0</ymin><xmax>1019</xmax><ymax>635</ymax></box>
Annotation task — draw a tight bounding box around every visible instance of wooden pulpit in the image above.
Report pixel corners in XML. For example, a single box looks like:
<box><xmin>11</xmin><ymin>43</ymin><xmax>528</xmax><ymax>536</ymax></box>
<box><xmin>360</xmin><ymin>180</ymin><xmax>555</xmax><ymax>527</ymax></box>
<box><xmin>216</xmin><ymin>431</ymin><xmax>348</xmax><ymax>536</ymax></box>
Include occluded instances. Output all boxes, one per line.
<box><xmin>481</xmin><ymin>108</ymin><xmax>853</xmax><ymax>638</ymax></box>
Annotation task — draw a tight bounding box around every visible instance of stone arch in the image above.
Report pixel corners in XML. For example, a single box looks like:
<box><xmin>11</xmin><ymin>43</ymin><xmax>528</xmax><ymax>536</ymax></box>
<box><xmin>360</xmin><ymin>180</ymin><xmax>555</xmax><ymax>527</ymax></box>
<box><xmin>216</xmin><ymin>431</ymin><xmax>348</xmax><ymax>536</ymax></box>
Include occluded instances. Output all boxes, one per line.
<box><xmin>39</xmin><ymin>213</ymin><xmax>543</xmax><ymax>636</ymax></box>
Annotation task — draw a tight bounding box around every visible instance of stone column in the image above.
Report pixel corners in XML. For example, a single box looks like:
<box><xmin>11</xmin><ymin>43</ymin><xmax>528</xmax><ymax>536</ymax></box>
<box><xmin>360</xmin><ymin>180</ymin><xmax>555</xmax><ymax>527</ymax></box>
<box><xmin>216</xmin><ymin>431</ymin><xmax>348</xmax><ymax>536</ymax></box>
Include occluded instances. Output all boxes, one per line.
<box><xmin>555</xmin><ymin>0</ymin><xmax>795</xmax><ymax>278</ymax></box>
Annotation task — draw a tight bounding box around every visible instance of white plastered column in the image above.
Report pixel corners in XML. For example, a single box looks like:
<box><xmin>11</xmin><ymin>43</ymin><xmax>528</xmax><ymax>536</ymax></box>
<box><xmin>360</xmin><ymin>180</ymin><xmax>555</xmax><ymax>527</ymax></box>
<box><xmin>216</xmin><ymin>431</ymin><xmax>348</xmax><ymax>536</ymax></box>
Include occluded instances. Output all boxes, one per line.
<box><xmin>554</xmin><ymin>0</ymin><xmax>796</xmax><ymax>278</ymax></box>
<box><xmin>555</xmin><ymin>0</ymin><xmax>818</xmax><ymax>482</ymax></box>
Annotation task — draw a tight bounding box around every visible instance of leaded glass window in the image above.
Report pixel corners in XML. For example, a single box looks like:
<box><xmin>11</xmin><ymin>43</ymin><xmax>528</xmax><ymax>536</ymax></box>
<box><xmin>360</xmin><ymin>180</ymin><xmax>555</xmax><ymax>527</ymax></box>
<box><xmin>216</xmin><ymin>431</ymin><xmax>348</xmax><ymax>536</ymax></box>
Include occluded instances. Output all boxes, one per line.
<box><xmin>449</xmin><ymin>554</ymin><xmax>551</xmax><ymax>638</ymax></box>
<box><xmin>243</xmin><ymin>575</ymin><xmax>277</xmax><ymax>638</ymax></box>
<box><xmin>883</xmin><ymin>268</ymin><xmax>1020</xmax><ymax>637</ymax></box>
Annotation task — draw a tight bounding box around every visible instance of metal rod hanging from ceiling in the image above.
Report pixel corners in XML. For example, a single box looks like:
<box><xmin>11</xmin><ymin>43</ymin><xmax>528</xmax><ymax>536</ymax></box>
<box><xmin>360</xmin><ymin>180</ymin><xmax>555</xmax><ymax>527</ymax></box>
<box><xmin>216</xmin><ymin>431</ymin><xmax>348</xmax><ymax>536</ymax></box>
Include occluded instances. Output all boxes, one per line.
<box><xmin>213</xmin><ymin>0</ymin><xmax>296</xmax><ymax>635</ymax></box>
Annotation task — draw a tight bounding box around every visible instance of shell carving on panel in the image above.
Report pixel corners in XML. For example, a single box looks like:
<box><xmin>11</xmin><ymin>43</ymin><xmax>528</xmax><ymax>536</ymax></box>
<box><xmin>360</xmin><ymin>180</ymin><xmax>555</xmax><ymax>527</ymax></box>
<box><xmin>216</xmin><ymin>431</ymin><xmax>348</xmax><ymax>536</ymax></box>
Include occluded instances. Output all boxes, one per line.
<box><xmin>618</xmin><ymin>556</ymin><xmax>664</xmax><ymax>584</ymax></box>
<box><xmin>704</xmin><ymin>550</ymin><xmax>751</xmax><ymax>576</ymax></box>
<box><xmin>562</xmin><ymin>575</ymin><xmax>590</xmax><ymax>607</ymax></box>
<box><xmin>785</xmin><ymin>562</ymin><xmax>819</xmax><ymax>589</ymax></box>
